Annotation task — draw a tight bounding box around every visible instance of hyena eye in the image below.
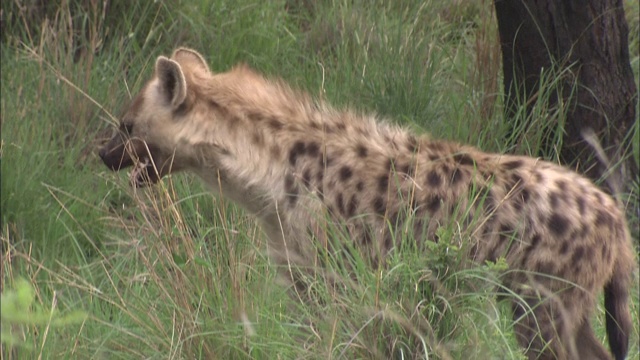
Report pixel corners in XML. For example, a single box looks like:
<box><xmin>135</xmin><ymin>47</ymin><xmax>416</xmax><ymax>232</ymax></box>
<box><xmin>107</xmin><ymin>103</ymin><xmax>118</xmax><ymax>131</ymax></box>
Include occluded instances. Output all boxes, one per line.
<box><xmin>120</xmin><ymin>123</ymin><xmax>134</xmax><ymax>135</ymax></box>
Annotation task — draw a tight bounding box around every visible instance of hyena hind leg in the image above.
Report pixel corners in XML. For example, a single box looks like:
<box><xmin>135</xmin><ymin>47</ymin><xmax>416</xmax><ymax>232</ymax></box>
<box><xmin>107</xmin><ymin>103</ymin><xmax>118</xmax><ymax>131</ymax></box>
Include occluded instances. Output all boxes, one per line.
<box><xmin>512</xmin><ymin>301</ymin><xmax>614</xmax><ymax>360</ymax></box>
<box><xmin>574</xmin><ymin>319</ymin><xmax>613</xmax><ymax>360</ymax></box>
<box><xmin>512</xmin><ymin>298</ymin><xmax>577</xmax><ymax>360</ymax></box>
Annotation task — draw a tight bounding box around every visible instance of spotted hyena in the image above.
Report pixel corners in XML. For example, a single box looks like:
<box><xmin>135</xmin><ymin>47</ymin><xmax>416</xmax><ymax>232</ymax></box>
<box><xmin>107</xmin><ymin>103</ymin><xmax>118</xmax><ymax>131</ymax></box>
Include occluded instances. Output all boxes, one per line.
<box><xmin>99</xmin><ymin>48</ymin><xmax>634</xmax><ymax>360</ymax></box>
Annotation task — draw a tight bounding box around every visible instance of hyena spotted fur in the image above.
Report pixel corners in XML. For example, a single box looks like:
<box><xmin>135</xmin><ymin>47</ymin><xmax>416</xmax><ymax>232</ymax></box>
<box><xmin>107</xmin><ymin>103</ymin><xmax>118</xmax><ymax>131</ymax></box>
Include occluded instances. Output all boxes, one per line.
<box><xmin>99</xmin><ymin>48</ymin><xmax>635</xmax><ymax>360</ymax></box>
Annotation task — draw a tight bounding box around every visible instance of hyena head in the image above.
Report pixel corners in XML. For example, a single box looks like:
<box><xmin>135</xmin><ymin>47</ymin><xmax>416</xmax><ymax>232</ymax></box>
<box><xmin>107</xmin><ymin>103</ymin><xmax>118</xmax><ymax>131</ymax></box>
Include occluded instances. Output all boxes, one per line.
<box><xmin>99</xmin><ymin>48</ymin><xmax>212</xmax><ymax>186</ymax></box>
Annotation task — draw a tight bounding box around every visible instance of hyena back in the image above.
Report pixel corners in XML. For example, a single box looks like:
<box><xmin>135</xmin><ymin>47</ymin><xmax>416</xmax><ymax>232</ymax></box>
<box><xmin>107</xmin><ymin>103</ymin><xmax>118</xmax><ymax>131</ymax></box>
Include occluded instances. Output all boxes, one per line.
<box><xmin>99</xmin><ymin>48</ymin><xmax>635</xmax><ymax>360</ymax></box>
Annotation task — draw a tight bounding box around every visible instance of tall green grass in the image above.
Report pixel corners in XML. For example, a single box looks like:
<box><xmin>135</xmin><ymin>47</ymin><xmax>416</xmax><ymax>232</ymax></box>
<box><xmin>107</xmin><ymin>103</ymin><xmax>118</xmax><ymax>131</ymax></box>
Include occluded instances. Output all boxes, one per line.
<box><xmin>2</xmin><ymin>0</ymin><xmax>638</xmax><ymax>359</ymax></box>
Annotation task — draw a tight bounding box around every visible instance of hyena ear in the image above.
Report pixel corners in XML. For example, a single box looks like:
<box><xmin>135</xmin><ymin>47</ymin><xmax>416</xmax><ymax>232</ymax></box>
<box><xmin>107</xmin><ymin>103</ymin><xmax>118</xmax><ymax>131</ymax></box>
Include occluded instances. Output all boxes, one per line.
<box><xmin>155</xmin><ymin>56</ymin><xmax>187</xmax><ymax>110</ymax></box>
<box><xmin>172</xmin><ymin>48</ymin><xmax>210</xmax><ymax>74</ymax></box>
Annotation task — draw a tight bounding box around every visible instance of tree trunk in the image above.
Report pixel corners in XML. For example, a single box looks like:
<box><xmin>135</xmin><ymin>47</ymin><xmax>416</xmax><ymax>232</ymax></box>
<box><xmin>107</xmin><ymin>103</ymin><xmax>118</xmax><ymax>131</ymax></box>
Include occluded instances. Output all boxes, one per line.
<box><xmin>494</xmin><ymin>0</ymin><xmax>638</xmax><ymax>200</ymax></box>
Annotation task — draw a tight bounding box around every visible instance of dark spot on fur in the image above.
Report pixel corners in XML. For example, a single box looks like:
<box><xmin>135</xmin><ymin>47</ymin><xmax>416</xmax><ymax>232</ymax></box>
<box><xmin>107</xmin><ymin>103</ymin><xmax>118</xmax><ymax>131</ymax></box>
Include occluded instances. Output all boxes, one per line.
<box><xmin>451</xmin><ymin>168</ymin><xmax>465</xmax><ymax>185</ymax></box>
<box><xmin>571</xmin><ymin>246</ymin><xmax>585</xmax><ymax>264</ymax></box>
<box><xmin>595</xmin><ymin>209</ymin><xmax>613</xmax><ymax>228</ymax></box>
<box><xmin>378</xmin><ymin>174</ymin><xmax>389</xmax><ymax>193</ymax></box>
<box><xmin>512</xmin><ymin>199</ymin><xmax>523</xmax><ymax>212</ymax></box>
<box><xmin>533</xmin><ymin>171</ymin><xmax>545</xmax><ymax>183</ymax></box>
<box><xmin>356</xmin><ymin>144</ymin><xmax>368</xmax><ymax>158</ymax></box>
<box><xmin>289</xmin><ymin>141</ymin><xmax>306</xmax><ymax>166</ymax></box>
<box><xmin>428</xmin><ymin>154</ymin><xmax>440</xmax><ymax>161</ymax></box>
<box><xmin>251</xmin><ymin>132</ymin><xmax>263</xmax><ymax>146</ymax></box>
<box><xmin>268</xmin><ymin>118</ymin><xmax>284</xmax><ymax>130</ymax></box>
<box><xmin>558</xmin><ymin>191</ymin><xmax>570</xmax><ymax>205</ymax></box>
<box><xmin>426</xmin><ymin>195</ymin><xmax>442</xmax><ymax>213</ymax></box>
<box><xmin>556</xmin><ymin>180</ymin><xmax>567</xmax><ymax>191</ymax></box>
<box><xmin>386</xmin><ymin>158</ymin><xmax>396</xmax><ymax>172</ymax></box>
<box><xmin>508</xmin><ymin>174</ymin><xmax>523</xmax><ymax>190</ymax></box>
<box><xmin>576</xmin><ymin>196</ymin><xmax>586</xmax><ymax>216</ymax></box>
<box><xmin>548</xmin><ymin>213</ymin><xmax>570</xmax><ymax>237</ymax></box>
<box><xmin>347</xmin><ymin>195</ymin><xmax>359</xmax><ymax>217</ymax></box>
<box><xmin>548</xmin><ymin>192</ymin><xmax>560</xmax><ymax>208</ymax></box>
<box><xmin>503</xmin><ymin>159</ymin><xmax>523</xmax><ymax>170</ymax></box>
<box><xmin>406</xmin><ymin>135</ymin><xmax>419</xmax><ymax>153</ymax></box>
<box><xmin>356</xmin><ymin>181</ymin><xmax>364</xmax><ymax>192</ymax></box>
<box><xmin>535</xmin><ymin>260</ymin><xmax>555</xmax><ymax>274</ymax></box>
<box><xmin>601</xmin><ymin>243</ymin><xmax>611</xmax><ymax>263</ymax></box>
<box><xmin>336</xmin><ymin>193</ymin><xmax>345</xmax><ymax>215</ymax></box>
<box><xmin>579</xmin><ymin>223</ymin><xmax>590</xmax><ymax>238</ymax></box>
<box><xmin>246</xmin><ymin>111</ymin><xmax>261</xmax><ymax>122</ymax></box>
<box><xmin>594</xmin><ymin>192</ymin><xmax>604</xmax><ymax>204</ymax></box>
<box><xmin>498</xmin><ymin>224</ymin><xmax>514</xmax><ymax>243</ymax></box>
<box><xmin>284</xmin><ymin>174</ymin><xmax>298</xmax><ymax>206</ymax></box>
<box><xmin>481</xmin><ymin>227</ymin><xmax>496</xmax><ymax>245</ymax></box>
<box><xmin>524</xmin><ymin>234</ymin><xmax>541</xmax><ymax>259</ymax></box>
<box><xmin>373</xmin><ymin>197</ymin><xmax>386</xmax><ymax>215</ymax></box>
<box><xmin>306</xmin><ymin>142</ymin><xmax>320</xmax><ymax>157</ymax></box>
<box><xmin>336</xmin><ymin>122</ymin><xmax>346</xmax><ymax>131</ymax></box>
<box><xmin>469</xmin><ymin>243</ymin><xmax>480</xmax><ymax>259</ymax></box>
<box><xmin>399</xmin><ymin>163</ymin><xmax>412</xmax><ymax>176</ymax></box>
<box><xmin>383</xmin><ymin>135</ymin><xmax>397</xmax><ymax>149</ymax></box>
<box><xmin>453</xmin><ymin>153</ymin><xmax>475</xmax><ymax>166</ymax></box>
<box><xmin>390</xmin><ymin>212</ymin><xmax>402</xmax><ymax>225</ymax></box>
<box><xmin>484</xmin><ymin>190</ymin><xmax>497</xmax><ymax>213</ymax></box>
<box><xmin>494</xmin><ymin>224</ymin><xmax>517</xmax><ymax>259</ymax></box>
<box><xmin>426</xmin><ymin>171</ymin><xmax>442</xmax><ymax>187</ymax></box>
<box><xmin>339</xmin><ymin>166</ymin><xmax>353</xmax><ymax>182</ymax></box>
<box><xmin>383</xmin><ymin>232</ymin><xmax>394</xmax><ymax>252</ymax></box>
<box><xmin>316</xmin><ymin>169</ymin><xmax>324</xmax><ymax>184</ymax></box>
<box><xmin>270</xmin><ymin>145</ymin><xmax>281</xmax><ymax>158</ymax></box>
<box><xmin>361</xmin><ymin>230</ymin><xmax>372</xmax><ymax>245</ymax></box>
<box><xmin>427</xmin><ymin>142</ymin><xmax>445</xmax><ymax>152</ymax></box>
<box><xmin>326</xmin><ymin>205</ymin><xmax>335</xmax><ymax>216</ymax></box>
<box><xmin>316</xmin><ymin>171</ymin><xmax>324</xmax><ymax>200</ymax></box>
<box><xmin>584</xmin><ymin>245</ymin><xmax>596</xmax><ymax>262</ymax></box>
<box><xmin>513</xmin><ymin>187</ymin><xmax>529</xmax><ymax>211</ymax></box>
<box><xmin>284</xmin><ymin>174</ymin><xmax>295</xmax><ymax>191</ymax></box>
<box><xmin>529</xmin><ymin>234</ymin><xmax>541</xmax><ymax>249</ymax></box>
<box><xmin>559</xmin><ymin>241</ymin><xmax>569</xmax><ymax>255</ymax></box>
<box><xmin>485</xmin><ymin>248</ymin><xmax>499</xmax><ymax>263</ymax></box>
<box><xmin>407</xmin><ymin>164</ymin><xmax>416</xmax><ymax>177</ymax></box>
<box><xmin>302</xmin><ymin>169</ymin><xmax>312</xmax><ymax>187</ymax></box>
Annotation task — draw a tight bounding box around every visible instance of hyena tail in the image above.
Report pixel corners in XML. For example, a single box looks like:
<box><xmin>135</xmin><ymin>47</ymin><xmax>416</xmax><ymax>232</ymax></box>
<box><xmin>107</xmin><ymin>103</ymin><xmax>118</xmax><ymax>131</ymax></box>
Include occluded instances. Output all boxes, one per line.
<box><xmin>604</xmin><ymin>251</ymin><xmax>633</xmax><ymax>360</ymax></box>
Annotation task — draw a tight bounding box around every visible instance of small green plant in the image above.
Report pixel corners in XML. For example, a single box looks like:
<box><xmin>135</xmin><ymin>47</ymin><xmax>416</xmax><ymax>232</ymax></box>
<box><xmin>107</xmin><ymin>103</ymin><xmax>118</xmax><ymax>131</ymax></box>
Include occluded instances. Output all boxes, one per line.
<box><xmin>1</xmin><ymin>278</ymin><xmax>87</xmax><ymax>351</ymax></box>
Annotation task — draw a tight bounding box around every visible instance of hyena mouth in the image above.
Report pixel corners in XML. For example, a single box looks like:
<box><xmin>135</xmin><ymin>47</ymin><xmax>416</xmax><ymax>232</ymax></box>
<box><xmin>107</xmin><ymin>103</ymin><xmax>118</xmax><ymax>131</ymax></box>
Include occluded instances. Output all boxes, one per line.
<box><xmin>130</xmin><ymin>157</ymin><xmax>161</xmax><ymax>187</ymax></box>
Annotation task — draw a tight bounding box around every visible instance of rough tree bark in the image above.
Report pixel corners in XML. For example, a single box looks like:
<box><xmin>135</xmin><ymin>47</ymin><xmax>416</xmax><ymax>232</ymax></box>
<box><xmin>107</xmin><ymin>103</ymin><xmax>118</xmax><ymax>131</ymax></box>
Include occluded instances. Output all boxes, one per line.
<box><xmin>493</xmin><ymin>0</ymin><xmax>638</xmax><ymax>199</ymax></box>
